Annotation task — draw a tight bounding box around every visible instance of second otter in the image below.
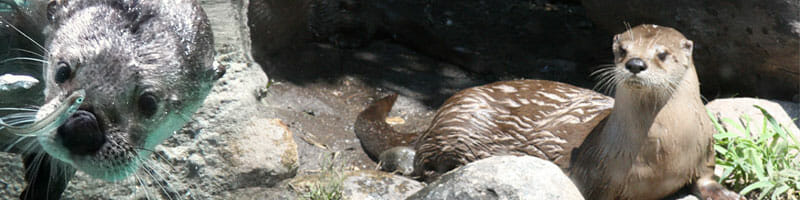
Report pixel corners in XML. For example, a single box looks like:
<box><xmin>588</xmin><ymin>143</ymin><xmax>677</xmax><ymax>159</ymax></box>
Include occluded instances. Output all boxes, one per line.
<box><xmin>355</xmin><ymin>24</ymin><xmax>741</xmax><ymax>199</ymax></box>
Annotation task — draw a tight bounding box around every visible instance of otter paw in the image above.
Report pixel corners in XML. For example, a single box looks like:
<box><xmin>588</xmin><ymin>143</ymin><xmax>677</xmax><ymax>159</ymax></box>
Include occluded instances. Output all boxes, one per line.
<box><xmin>697</xmin><ymin>182</ymin><xmax>745</xmax><ymax>200</ymax></box>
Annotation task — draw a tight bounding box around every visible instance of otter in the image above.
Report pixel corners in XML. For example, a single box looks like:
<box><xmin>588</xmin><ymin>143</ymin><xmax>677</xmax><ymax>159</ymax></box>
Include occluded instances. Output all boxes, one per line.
<box><xmin>355</xmin><ymin>24</ymin><xmax>741</xmax><ymax>199</ymax></box>
<box><xmin>0</xmin><ymin>0</ymin><xmax>221</xmax><ymax>199</ymax></box>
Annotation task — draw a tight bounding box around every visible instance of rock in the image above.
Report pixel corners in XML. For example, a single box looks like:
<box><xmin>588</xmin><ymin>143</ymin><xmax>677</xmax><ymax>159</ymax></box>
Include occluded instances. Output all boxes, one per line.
<box><xmin>706</xmin><ymin>98</ymin><xmax>800</xmax><ymax>140</ymax></box>
<box><xmin>408</xmin><ymin>155</ymin><xmax>584</xmax><ymax>200</ymax></box>
<box><xmin>378</xmin><ymin>146</ymin><xmax>415</xmax><ymax>176</ymax></box>
<box><xmin>226</xmin><ymin>118</ymin><xmax>298</xmax><ymax>187</ymax></box>
<box><xmin>0</xmin><ymin>153</ymin><xmax>24</xmax><ymax>200</ymax></box>
<box><xmin>221</xmin><ymin>186</ymin><xmax>298</xmax><ymax>200</ymax></box>
<box><xmin>341</xmin><ymin>170</ymin><xmax>423</xmax><ymax>200</ymax></box>
<box><xmin>581</xmin><ymin>0</ymin><xmax>800</xmax><ymax>101</ymax></box>
<box><xmin>289</xmin><ymin>170</ymin><xmax>424</xmax><ymax>200</ymax></box>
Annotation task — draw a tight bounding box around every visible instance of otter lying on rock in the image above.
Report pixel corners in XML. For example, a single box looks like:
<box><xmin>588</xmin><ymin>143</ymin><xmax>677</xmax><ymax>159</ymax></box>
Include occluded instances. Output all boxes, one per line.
<box><xmin>355</xmin><ymin>24</ymin><xmax>742</xmax><ymax>199</ymax></box>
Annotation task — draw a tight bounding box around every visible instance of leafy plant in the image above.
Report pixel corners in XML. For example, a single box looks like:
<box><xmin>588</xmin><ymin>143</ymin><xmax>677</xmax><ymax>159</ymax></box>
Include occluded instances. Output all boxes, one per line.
<box><xmin>710</xmin><ymin>105</ymin><xmax>800</xmax><ymax>200</ymax></box>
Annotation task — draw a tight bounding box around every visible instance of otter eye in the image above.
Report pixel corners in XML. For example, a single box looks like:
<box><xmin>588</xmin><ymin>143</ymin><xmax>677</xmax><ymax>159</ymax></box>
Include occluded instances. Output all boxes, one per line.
<box><xmin>657</xmin><ymin>52</ymin><xmax>669</xmax><ymax>61</ymax></box>
<box><xmin>55</xmin><ymin>62</ymin><xmax>72</xmax><ymax>84</ymax></box>
<box><xmin>138</xmin><ymin>92</ymin><xmax>159</xmax><ymax>117</ymax></box>
<box><xmin>618</xmin><ymin>47</ymin><xmax>627</xmax><ymax>58</ymax></box>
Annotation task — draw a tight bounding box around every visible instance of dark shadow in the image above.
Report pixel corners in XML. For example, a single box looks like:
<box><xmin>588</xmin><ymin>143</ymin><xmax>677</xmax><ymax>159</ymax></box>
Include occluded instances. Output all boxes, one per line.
<box><xmin>249</xmin><ymin>0</ymin><xmax>611</xmax><ymax>107</ymax></box>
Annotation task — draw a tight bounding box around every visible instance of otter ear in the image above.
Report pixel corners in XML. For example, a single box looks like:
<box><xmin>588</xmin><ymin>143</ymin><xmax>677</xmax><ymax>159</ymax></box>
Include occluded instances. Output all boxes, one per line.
<box><xmin>681</xmin><ymin>39</ymin><xmax>694</xmax><ymax>55</ymax></box>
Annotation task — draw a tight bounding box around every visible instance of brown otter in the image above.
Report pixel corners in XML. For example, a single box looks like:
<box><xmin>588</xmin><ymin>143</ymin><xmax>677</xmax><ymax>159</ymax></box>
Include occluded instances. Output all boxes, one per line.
<box><xmin>356</xmin><ymin>80</ymin><xmax>614</xmax><ymax>178</ymax></box>
<box><xmin>0</xmin><ymin>0</ymin><xmax>220</xmax><ymax>199</ymax></box>
<box><xmin>355</xmin><ymin>24</ymin><xmax>742</xmax><ymax>199</ymax></box>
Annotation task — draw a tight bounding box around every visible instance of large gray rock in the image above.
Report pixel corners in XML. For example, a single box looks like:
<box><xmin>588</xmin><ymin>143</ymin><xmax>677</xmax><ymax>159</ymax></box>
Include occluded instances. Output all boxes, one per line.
<box><xmin>581</xmin><ymin>0</ymin><xmax>800</xmax><ymax>101</ymax></box>
<box><xmin>408</xmin><ymin>155</ymin><xmax>584</xmax><ymax>200</ymax></box>
<box><xmin>706</xmin><ymin>98</ymin><xmax>800</xmax><ymax>140</ymax></box>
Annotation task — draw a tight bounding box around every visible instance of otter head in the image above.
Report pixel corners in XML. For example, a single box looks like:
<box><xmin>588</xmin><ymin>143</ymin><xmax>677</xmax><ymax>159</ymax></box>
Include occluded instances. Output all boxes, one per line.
<box><xmin>34</xmin><ymin>0</ymin><xmax>218</xmax><ymax>181</ymax></box>
<box><xmin>611</xmin><ymin>24</ymin><xmax>695</xmax><ymax>98</ymax></box>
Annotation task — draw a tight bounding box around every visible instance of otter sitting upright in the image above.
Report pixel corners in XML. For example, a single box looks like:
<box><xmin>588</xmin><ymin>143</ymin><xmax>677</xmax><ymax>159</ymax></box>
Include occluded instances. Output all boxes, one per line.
<box><xmin>0</xmin><ymin>0</ymin><xmax>221</xmax><ymax>199</ymax></box>
<box><xmin>355</xmin><ymin>24</ymin><xmax>741</xmax><ymax>199</ymax></box>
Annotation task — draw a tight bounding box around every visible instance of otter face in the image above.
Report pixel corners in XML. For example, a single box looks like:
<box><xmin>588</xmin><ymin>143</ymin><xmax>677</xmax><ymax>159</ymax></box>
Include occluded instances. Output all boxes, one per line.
<box><xmin>611</xmin><ymin>24</ymin><xmax>694</xmax><ymax>93</ymax></box>
<box><xmin>33</xmin><ymin>0</ymin><xmax>216</xmax><ymax>181</ymax></box>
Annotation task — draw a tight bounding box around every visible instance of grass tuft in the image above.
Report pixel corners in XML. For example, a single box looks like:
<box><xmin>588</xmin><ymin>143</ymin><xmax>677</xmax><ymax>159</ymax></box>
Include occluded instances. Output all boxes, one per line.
<box><xmin>301</xmin><ymin>152</ymin><xmax>344</xmax><ymax>200</ymax></box>
<box><xmin>710</xmin><ymin>105</ymin><xmax>800</xmax><ymax>200</ymax></box>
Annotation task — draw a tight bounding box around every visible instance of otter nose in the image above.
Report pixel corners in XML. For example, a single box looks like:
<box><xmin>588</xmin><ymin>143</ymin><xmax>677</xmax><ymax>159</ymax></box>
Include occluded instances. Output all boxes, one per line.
<box><xmin>625</xmin><ymin>58</ymin><xmax>647</xmax><ymax>74</ymax></box>
<box><xmin>57</xmin><ymin>110</ymin><xmax>106</xmax><ymax>155</ymax></box>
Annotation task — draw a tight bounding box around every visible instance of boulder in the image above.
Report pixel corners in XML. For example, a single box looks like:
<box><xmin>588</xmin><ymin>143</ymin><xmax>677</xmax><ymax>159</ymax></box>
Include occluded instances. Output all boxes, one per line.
<box><xmin>408</xmin><ymin>155</ymin><xmax>584</xmax><ymax>200</ymax></box>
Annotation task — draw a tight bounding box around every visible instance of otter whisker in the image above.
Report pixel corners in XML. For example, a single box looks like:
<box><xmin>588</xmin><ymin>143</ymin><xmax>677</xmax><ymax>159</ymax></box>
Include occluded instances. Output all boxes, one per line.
<box><xmin>624</xmin><ymin>21</ymin><xmax>634</xmax><ymax>40</ymax></box>
<box><xmin>589</xmin><ymin>64</ymin><xmax>616</xmax><ymax>75</ymax></box>
<box><xmin>145</xmin><ymin>154</ymin><xmax>197</xmax><ymax>200</ymax></box>
<box><xmin>0</xmin><ymin>107</ymin><xmax>38</xmax><ymax>112</ymax></box>
<box><xmin>593</xmin><ymin>69</ymin><xmax>619</xmax><ymax>95</ymax></box>
<box><xmin>1</xmin><ymin>111</ymin><xmax>37</xmax><ymax>119</ymax></box>
<box><xmin>140</xmin><ymin>160</ymin><xmax>177</xmax><ymax>200</ymax></box>
<box><xmin>134</xmin><ymin>173</ymin><xmax>154</xmax><ymax>200</ymax></box>
<box><xmin>10</xmin><ymin>48</ymin><xmax>44</xmax><ymax>58</ymax></box>
<box><xmin>0</xmin><ymin>17</ymin><xmax>48</xmax><ymax>54</ymax></box>
<box><xmin>0</xmin><ymin>57</ymin><xmax>48</xmax><ymax>64</ymax></box>
<box><xmin>593</xmin><ymin>72</ymin><xmax>614</xmax><ymax>92</ymax></box>
<box><xmin>26</xmin><ymin>152</ymin><xmax>48</xmax><ymax>197</ymax></box>
<box><xmin>591</xmin><ymin>64</ymin><xmax>619</xmax><ymax>94</ymax></box>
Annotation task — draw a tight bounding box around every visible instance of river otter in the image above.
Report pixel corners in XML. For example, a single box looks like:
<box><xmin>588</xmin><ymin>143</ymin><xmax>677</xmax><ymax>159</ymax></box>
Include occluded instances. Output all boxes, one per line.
<box><xmin>0</xmin><ymin>0</ymin><xmax>221</xmax><ymax>199</ymax></box>
<box><xmin>355</xmin><ymin>24</ymin><xmax>741</xmax><ymax>199</ymax></box>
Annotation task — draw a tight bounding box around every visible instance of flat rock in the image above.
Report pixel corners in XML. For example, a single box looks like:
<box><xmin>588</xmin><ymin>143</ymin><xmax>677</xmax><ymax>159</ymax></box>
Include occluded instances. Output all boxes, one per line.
<box><xmin>407</xmin><ymin>155</ymin><xmax>584</xmax><ymax>200</ymax></box>
<box><xmin>341</xmin><ymin>170</ymin><xmax>424</xmax><ymax>200</ymax></box>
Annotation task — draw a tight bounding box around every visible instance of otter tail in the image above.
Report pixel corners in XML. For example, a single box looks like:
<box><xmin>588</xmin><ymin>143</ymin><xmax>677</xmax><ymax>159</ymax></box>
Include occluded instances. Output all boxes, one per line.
<box><xmin>354</xmin><ymin>94</ymin><xmax>419</xmax><ymax>161</ymax></box>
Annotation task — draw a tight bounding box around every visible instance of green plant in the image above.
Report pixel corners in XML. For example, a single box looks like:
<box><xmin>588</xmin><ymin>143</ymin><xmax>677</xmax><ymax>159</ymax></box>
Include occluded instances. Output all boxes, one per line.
<box><xmin>301</xmin><ymin>152</ymin><xmax>345</xmax><ymax>200</ymax></box>
<box><xmin>710</xmin><ymin>105</ymin><xmax>800</xmax><ymax>200</ymax></box>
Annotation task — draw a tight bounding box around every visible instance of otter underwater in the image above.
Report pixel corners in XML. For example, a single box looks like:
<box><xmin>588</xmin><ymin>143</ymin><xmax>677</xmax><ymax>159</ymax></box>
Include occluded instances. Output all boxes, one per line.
<box><xmin>0</xmin><ymin>0</ymin><xmax>222</xmax><ymax>199</ymax></box>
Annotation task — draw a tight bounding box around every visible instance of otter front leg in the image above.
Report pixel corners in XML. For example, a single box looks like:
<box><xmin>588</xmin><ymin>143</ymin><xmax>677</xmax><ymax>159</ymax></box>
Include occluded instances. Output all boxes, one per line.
<box><xmin>20</xmin><ymin>153</ymin><xmax>76</xmax><ymax>200</ymax></box>
<box><xmin>692</xmin><ymin>176</ymin><xmax>744</xmax><ymax>200</ymax></box>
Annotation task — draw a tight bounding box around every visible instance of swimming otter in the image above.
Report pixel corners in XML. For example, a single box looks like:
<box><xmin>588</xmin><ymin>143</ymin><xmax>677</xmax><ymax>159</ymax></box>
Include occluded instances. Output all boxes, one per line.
<box><xmin>355</xmin><ymin>24</ymin><xmax>741</xmax><ymax>199</ymax></box>
<box><xmin>0</xmin><ymin>0</ymin><xmax>221</xmax><ymax>199</ymax></box>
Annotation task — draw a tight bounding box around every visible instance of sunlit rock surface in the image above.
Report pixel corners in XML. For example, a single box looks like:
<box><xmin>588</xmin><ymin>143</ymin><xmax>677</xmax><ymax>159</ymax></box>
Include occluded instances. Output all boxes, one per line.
<box><xmin>707</xmin><ymin>98</ymin><xmax>800</xmax><ymax>142</ymax></box>
<box><xmin>408</xmin><ymin>155</ymin><xmax>584</xmax><ymax>200</ymax></box>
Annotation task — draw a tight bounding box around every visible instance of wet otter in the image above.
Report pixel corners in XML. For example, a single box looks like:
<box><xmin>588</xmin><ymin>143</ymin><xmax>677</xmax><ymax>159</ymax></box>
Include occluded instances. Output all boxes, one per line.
<box><xmin>0</xmin><ymin>0</ymin><xmax>220</xmax><ymax>199</ymax></box>
<box><xmin>355</xmin><ymin>24</ymin><xmax>741</xmax><ymax>199</ymax></box>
